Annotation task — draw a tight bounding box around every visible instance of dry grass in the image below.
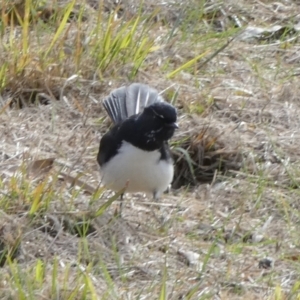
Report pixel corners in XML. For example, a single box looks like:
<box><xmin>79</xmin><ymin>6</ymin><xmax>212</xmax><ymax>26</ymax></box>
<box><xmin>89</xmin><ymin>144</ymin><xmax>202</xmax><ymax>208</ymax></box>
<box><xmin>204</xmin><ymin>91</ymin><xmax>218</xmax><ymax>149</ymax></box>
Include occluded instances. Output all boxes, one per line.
<box><xmin>1</xmin><ymin>0</ymin><xmax>300</xmax><ymax>299</ymax></box>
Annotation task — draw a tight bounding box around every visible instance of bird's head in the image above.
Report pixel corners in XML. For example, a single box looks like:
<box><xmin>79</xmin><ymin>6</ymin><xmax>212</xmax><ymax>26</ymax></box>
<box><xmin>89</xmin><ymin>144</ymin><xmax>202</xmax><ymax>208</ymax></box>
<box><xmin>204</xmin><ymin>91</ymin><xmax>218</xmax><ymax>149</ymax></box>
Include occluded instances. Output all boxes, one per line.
<box><xmin>139</xmin><ymin>102</ymin><xmax>178</xmax><ymax>143</ymax></box>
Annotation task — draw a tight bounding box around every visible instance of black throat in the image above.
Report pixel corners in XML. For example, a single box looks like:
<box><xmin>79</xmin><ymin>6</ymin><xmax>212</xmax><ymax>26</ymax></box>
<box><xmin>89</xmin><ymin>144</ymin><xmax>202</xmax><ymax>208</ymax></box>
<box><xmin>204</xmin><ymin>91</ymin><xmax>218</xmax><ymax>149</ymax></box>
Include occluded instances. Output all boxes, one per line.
<box><xmin>120</xmin><ymin>118</ymin><xmax>173</xmax><ymax>161</ymax></box>
<box><xmin>97</xmin><ymin>119</ymin><xmax>173</xmax><ymax>167</ymax></box>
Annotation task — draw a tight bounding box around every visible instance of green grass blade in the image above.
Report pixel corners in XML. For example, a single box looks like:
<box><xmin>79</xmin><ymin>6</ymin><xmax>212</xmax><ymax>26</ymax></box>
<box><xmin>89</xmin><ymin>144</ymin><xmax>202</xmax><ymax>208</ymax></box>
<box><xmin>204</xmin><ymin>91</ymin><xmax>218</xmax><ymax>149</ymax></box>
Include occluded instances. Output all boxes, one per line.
<box><xmin>22</xmin><ymin>0</ymin><xmax>31</xmax><ymax>53</ymax></box>
<box><xmin>174</xmin><ymin>147</ymin><xmax>197</xmax><ymax>182</ymax></box>
<box><xmin>167</xmin><ymin>50</ymin><xmax>210</xmax><ymax>79</ymax></box>
<box><xmin>159</xmin><ymin>266</ymin><xmax>167</xmax><ymax>300</ymax></box>
<box><xmin>93</xmin><ymin>187</ymin><xmax>126</xmax><ymax>218</ymax></box>
<box><xmin>44</xmin><ymin>0</ymin><xmax>76</xmax><ymax>58</ymax></box>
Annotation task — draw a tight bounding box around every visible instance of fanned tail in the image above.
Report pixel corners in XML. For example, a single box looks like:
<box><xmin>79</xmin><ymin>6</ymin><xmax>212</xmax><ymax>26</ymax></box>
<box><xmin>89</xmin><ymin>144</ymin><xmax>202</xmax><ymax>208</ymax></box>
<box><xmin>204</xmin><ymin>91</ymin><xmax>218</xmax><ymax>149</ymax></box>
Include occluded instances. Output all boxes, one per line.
<box><xmin>103</xmin><ymin>83</ymin><xmax>163</xmax><ymax>124</ymax></box>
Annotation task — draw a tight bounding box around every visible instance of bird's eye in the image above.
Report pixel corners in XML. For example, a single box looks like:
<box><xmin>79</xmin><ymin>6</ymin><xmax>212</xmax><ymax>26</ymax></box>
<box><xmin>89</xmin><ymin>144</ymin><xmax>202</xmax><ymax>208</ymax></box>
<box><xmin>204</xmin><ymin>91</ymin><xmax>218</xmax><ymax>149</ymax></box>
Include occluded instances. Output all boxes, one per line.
<box><xmin>151</xmin><ymin>108</ymin><xmax>165</xmax><ymax>119</ymax></box>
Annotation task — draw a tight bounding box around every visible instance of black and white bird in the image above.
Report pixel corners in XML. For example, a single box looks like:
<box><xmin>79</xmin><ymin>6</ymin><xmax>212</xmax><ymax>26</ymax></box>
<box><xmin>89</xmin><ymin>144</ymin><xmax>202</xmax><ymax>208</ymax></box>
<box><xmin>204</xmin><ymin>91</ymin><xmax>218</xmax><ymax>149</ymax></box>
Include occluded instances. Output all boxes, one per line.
<box><xmin>97</xmin><ymin>83</ymin><xmax>178</xmax><ymax>200</ymax></box>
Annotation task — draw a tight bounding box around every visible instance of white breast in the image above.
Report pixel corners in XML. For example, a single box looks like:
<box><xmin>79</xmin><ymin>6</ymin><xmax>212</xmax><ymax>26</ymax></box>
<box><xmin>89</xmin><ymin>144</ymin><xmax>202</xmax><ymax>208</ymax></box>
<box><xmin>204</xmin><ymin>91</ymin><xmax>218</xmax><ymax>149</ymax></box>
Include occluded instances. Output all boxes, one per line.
<box><xmin>101</xmin><ymin>141</ymin><xmax>174</xmax><ymax>197</ymax></box>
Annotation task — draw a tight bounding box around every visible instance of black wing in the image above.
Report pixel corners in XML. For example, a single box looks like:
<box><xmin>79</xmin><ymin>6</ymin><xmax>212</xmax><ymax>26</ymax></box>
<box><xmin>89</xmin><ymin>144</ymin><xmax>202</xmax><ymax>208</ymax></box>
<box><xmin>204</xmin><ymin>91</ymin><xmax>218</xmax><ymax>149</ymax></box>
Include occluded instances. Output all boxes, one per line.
<box><xmin>97</xmin><ymin>126</ymin><xmax>121</xmax><ymax>166</ymax></box>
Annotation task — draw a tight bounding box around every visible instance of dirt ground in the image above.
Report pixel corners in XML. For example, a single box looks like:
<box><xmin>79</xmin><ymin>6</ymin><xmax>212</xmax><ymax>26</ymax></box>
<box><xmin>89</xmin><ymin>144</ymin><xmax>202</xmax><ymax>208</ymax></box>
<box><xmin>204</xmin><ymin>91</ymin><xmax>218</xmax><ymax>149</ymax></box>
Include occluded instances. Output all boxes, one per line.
<box><xmin>1</xmin><ymin>0</ymin><xmax>300</xmax><ymax>299</ymax></box>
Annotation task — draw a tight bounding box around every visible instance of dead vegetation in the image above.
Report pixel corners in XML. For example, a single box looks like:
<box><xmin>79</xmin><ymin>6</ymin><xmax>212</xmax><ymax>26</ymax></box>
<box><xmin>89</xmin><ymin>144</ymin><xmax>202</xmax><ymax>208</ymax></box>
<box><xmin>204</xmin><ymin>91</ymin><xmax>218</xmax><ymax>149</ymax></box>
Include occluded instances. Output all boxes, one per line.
<box><xmin>1</xmin><ymin>0</ymin><xmax>300</xmax><ymax>299</ymax></box>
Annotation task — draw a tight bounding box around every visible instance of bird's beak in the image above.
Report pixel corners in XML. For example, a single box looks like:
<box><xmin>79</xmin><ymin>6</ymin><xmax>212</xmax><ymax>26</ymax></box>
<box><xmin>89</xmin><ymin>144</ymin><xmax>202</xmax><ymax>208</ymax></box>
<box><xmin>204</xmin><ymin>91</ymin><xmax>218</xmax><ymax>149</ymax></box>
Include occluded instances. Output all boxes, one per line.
<box><xmin>167</xmin><ymin>122</ymin><xmax>179</xmax><ymax>129</ymax></box>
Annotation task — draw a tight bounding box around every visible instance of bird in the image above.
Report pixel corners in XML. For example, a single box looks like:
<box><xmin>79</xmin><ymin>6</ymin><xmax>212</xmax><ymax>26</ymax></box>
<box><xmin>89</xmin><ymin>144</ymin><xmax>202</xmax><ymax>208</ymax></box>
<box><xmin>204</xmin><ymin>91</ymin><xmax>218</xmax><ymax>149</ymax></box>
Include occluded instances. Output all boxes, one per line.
<box><xmin>97</xmin><ymin>83</ymin><xmax>178</xmax><ymax>208</ymax></box>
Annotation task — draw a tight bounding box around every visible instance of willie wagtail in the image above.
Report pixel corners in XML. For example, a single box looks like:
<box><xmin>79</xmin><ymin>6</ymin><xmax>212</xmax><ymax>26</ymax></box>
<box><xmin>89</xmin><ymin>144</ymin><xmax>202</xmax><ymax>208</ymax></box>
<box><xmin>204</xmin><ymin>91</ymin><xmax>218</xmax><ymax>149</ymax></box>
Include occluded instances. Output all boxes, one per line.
<box><xmin>97</xmin><ymin>83</ymin><xmax>178</xmax><ymax>199</ymax></box>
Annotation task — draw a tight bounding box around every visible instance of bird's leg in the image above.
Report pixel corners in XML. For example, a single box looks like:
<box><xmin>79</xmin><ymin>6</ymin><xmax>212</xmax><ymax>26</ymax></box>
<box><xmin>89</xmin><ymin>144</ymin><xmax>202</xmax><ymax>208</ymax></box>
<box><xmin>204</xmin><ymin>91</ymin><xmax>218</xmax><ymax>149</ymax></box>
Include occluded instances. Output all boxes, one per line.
<box><xmin>119</xmin><ymin>193</ymin><xmax>124</xmax><ymax>217</ymax></box>
<box><xmin>150</xmin><ymin>191</ymin><xmax>163</xmax><ymax>224</ymax></box>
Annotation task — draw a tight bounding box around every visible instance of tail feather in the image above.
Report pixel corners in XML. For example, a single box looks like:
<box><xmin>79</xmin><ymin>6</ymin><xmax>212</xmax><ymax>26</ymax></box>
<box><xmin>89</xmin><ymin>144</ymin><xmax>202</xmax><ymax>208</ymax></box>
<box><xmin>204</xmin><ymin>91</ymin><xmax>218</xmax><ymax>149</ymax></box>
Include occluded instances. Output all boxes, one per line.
<box><xmin>103</xmin><ymin>83</ymin><xmax>163</xmax><ymax>124</ymax></box>
<box><xmin>103</xmin><ymin>86</ymin><xmax>127</xmax><ymax>124</ymax></box>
